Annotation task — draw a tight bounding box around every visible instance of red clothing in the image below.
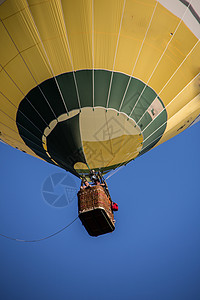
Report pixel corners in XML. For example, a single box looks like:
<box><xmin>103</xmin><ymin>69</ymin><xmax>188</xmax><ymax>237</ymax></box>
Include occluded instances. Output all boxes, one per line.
<box><xmin>111</xmin><ymin>202</ymin><xmax>118</xmax><ymax>211</ymax></box>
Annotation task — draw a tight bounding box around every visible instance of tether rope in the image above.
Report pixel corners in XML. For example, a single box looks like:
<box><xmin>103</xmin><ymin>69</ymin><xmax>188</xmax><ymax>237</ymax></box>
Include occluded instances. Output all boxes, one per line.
<box><xmin>0</xmin><ymin>217</ymin><xmax>79</xmax><ymax>243</ymax></box>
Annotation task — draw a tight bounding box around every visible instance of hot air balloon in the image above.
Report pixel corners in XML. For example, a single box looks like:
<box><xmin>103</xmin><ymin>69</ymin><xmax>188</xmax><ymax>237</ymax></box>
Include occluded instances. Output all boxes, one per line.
<box><xmin>0</xmin><ymin>0</ymin><xmax>199</xmax><ymax>180</ymax></box>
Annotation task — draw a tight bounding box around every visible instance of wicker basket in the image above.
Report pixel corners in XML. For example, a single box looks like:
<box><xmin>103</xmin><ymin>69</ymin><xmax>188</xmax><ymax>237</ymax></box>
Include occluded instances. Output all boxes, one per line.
<box><xmin>78</xmin><ymin>185</ymin><xmax>115</xmax><ymax>236</ymax></box>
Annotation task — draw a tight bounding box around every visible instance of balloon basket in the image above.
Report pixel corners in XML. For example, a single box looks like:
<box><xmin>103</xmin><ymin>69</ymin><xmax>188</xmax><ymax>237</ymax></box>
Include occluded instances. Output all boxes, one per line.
<box><xmin>78</xmin><ymin>186</ymin><xmax>115</xmax><ymax>237</ymax></box>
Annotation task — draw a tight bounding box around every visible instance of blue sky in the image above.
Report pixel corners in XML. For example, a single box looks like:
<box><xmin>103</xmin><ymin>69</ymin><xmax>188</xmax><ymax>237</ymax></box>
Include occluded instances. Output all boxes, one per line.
<box><xmin>0</xmin><ymin>122</ymin><xmax>199</xmax><ymax>300</ymax></box>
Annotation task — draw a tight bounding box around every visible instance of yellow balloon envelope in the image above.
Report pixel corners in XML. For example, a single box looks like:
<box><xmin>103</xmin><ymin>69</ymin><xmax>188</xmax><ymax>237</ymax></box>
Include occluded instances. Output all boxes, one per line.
<box><xmin>0</xmin><ymin>0</ymin><xmax>199</xmax><ymax>177</ymax></box>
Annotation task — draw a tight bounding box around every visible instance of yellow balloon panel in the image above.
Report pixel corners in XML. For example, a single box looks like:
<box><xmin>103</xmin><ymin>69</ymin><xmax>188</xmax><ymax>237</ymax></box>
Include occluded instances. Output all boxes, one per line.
<box><xmin>0</xmin><ymin>0</ymin><xmax>26</xmax><ymax>19</ymax></box>
<box><xmin>0</xmin><ymin>109</ymin><xmax>17</xmax><ymax>131</ymax></box>
<box><xmin>157</xmin><ymin>95</ymin><xmax>200</xmax><ymax>147</ymax></box>
<box><xmin>149</xmin><ymin>25</ymin><xmax>198</xmax><ymax>95</ymax></box>
<box><xmin>159</xmin><ymin>42</ymin><xmax>200</xmax><ymax>109</ymax></box>
<box><xmin>27</xmin><ymin>0</ymin><xmax>73</xmax><ymax>75</ymax></box>
<box><xmin>0</xmin><ymin>22</ymin><xmax>18</xmax><ymax>67</ymax></box>
<box><xmin>0</xmin><ymin>69</ymin><xmax>23</xmax><ymax>105</ymax></box>
<box><xmin>94</xmin><ymin>0</ymin><xmax>125</xmax><ymax>70</ymax></box>
<box><xmin>167</xmin><ymin>76</ymin><xmax>200</xmax><ymax>120</ymax></box>
<box><xmin>21</xmin><ymin>46</ymin><xmax>53</xmax><ymax>84</ymax></box>
<box><xmin>5</xmin><ymin>55</ymin><xmax>36</xmax><ymax>96</ymax></box>
<box><xmin>3</xmin><ymin>11</ymin><xmax>37</xmax><ymax>52</ymax></box>
<box><xmin>0</xmin><ymin>94</ymin><xmax>16</xmax><ymax>120</ymax></box>
<box><xmin>114</xmin><ymin>0</ymin><xmax>156</xmax><ymax>75</ymax></box>
<box><xmin>0</xmin><ymin>0</ymin><xmax>199</xmax><ymax>177</ymax></box>
<box><xmin>61</xmin><ymin>0</ymin><xmax>93</xmax><ymax>70</ymax></box>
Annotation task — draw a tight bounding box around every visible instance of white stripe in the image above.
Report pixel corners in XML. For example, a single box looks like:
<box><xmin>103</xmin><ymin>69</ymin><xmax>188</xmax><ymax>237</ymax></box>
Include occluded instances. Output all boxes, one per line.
<box><xmin>142</xmin><ymin>72</ymin><xmax>200</xmax><ymax>133</ymax></box>
<box><xmin>118</xmin><ymin>1</ymin><xmax>158</xmax><ymax>112</ymax></box>
<box><xmin>130</xmin><ymin>0</ymin><xmax>193</xmax><ymax>120</ymax></box>
<box><xmin>106</xmin><ymin>0</ymin><xmax>126</xmax><ymax>109</ymax></box>
<box><xmin>25</xmin><ymin>1</ymin><xmax>70</xmax><ymax>117</ymax></box>
<box><xmin>59</xmin><ymin>0</ymin><xmax>82</xmax><ymax>111</ymax></box>
<box><xmin>158</xmin><ymin>0</ymin><xmax>200</xmax><ymax>39</ymax></box>
<box><xmin>189</xmin><ymin>113</ymin><xmax>200</xmax><ymax>127</ymax></box>
<box><xmin>92</xmin><ymin>0</ymin><xmax>95</xmax><ymax>108</ymax></box>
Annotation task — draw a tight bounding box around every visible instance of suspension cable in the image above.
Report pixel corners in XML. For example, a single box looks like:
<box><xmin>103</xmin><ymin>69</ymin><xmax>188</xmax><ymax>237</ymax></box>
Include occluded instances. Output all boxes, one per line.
<box><xmin>105</xmin><ymin>165</ymin><xmax>125</xmax><ymax>180</ymax></box>
<box><xmin>0</xmin><ymin>217</ymin><xmax>79</xmax><ymax>243</ymax></box>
